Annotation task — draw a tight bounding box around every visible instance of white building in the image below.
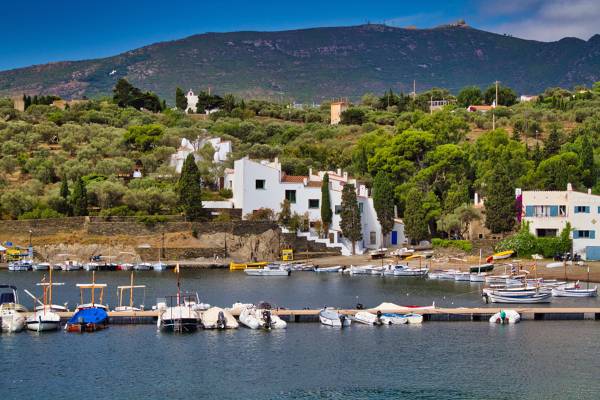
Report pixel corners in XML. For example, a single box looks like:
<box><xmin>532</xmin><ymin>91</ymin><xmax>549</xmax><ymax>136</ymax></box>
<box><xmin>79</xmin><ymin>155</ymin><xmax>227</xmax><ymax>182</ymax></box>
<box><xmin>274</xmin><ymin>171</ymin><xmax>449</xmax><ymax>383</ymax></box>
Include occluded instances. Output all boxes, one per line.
<box><xmin>520</xmin><ymin>183</ymin><xmax>600</xmax><ymax>260</ymax></box>
<box><xmin>185</xmin><ymin>90</ymin><xmax>198</xmax><ymax>113</ymax></box>
<box><xmin>170</xmin><ymin>136</ymin><xmax>232</xmax><ymax>173</ymax></box>
<box><xmin>223</xmin><ymin>157</ymin><xmax>405</xmax><ymax>255</ymax></box>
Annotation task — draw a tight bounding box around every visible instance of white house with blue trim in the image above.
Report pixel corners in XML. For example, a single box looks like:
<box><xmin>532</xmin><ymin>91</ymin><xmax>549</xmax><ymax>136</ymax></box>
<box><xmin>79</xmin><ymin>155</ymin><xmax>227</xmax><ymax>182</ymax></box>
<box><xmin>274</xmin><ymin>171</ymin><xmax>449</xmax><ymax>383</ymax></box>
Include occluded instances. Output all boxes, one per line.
<box><xmin>521</xmin><ymin>183</ymin><xmax>600</xmax><ymax>260</ymax></box>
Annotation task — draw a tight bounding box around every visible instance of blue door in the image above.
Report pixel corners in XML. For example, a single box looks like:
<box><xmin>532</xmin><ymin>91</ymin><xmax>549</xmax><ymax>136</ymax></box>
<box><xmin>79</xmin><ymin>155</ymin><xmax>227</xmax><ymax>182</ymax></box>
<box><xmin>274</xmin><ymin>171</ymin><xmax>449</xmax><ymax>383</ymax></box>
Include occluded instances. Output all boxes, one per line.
<box><xmin>391</xmin><ymin>231</ymin><xmax>398</xmax><ymax>245</ymax></box>
<box><xmin>586</xmin><ymin>246</ymin><xmax>600</xmax><ymax>261</ymax></box>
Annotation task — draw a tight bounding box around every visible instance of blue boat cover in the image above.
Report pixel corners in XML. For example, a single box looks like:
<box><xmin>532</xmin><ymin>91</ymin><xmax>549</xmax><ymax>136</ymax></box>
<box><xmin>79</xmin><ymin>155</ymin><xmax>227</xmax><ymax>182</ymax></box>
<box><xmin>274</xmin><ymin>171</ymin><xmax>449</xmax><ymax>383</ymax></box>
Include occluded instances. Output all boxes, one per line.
<box><xmin>68</xmin><ymin>308</ymin><xmax>108</xmax><ymax>324</ymax></box>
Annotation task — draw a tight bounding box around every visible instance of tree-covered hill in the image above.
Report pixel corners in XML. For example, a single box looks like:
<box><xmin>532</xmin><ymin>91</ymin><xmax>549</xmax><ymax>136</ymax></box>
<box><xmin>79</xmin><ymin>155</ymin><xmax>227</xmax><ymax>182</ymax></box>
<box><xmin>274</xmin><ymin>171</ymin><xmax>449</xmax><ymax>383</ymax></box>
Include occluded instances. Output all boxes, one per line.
<box><xmin>1</xmin><ymin>24</ymin><xmax>600</xmax><ymax>102</ymax></box>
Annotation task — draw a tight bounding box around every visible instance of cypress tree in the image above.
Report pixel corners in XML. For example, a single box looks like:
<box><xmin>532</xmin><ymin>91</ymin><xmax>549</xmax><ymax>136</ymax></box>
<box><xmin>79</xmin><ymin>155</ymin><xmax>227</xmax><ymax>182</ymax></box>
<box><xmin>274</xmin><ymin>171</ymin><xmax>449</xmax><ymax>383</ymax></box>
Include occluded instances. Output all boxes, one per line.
<box><xmin>340</xmin><ymin>183</ymin><xmax>362</xmax><ymax>255</ymax></box>
<box><xmin>60</xmin><ymin>177</ymin><xmax>69</xmax><ymax>199</ymax></box>
<box><xmin>544</xmin><ymin>125</ymin><xmax>562</xmax><ymax>157</ymax></box>
<box><xmin>372</xmin><ymin>171</ymin><xmax>395</xmax><ymax>247</ymax></box>
<box><xmin>403</xmin><ymin>187</ymin><xmax>430</xmax><ymax>243</ymax></box>
<box><xmin>581</xmin><ymin>135</ymin><xmax>596</xmax><ymax>188</ymax></box>
<box><xmin>178</xmin><ymin>153</ymin><xmax>204</xmax><ymax>221</ymax></box>
<box><xmin>320</xmin><ymin>173</ymin><xmax>332</xmax><ymax>237</ymax></box>
<box><xmin>71</xmin><ymin>177</ymin><xmax>88</xmax><ymax>216</ymax></box>
<box><xmin>484</xmin><ymin>163</ymin><xmax>515</xmax><ymax>233</ymax></box>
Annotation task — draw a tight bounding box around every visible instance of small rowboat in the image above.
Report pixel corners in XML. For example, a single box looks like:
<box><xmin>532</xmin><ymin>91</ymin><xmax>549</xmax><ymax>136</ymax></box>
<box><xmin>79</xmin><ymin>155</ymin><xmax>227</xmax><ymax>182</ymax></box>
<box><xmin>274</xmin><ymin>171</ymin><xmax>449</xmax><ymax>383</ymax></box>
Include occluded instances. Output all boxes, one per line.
<box><xmin>492</xmin><ymin>250</ymin><xmax>514</xmax><ymax>260</ymax></box>
<box><xmin>551</xmin><ymin>282</ymin><xmax>598</xmax><ymax>297</ymax></box>
<box><xmin>314</xmin><ymin>266</ymin><xmax>342</xmax><ymax>273</ymax></box>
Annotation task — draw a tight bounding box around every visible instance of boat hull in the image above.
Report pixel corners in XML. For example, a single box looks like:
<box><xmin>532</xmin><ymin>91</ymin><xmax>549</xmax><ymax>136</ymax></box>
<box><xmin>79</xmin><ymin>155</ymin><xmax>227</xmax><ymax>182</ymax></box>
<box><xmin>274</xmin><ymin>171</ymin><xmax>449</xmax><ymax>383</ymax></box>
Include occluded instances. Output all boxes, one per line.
<box><xmin>26</xmin><ymin>319</ymin><xmax>61</xmax><ymax>332</ymax></box>
<box><xmin>551</xmin><ymin>287</ymin><xmax>598</xmax><ymax>297</ymax></box>
<box><xmin>484</xmin><ymin>292</ymin><xmax>552</xmax><ymax>304</ymax></box>
<box><xmin>159</xmin><ymin>318</ymin><xmax>199</xmax><ymax>333</ymax></box>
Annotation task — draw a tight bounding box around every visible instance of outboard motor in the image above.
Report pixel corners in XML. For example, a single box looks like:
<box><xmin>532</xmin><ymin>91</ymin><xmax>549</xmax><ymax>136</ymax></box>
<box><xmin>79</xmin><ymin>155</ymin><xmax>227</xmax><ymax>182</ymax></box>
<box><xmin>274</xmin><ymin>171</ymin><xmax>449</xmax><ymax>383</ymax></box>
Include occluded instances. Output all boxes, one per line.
<box><xmin>482</xmin><ymin>292</ymin><xmax>489</xmax><ymax>304</ymax></box>
<box><xmin>339</xmin><ymin>314</ymin><xmax>347</xmax><ymax>328</ymax></box>
<box><xmin>356</xmin><ymin>303</ymin><xmax>364</xmax><ymax>310</ymax></box>
<box><xmin>375</xmin><ymin>310</ymin><xmax>383</xmax><ymax>326</ymax></box>
<box><xmin>262</xmin><ymin>310</ymin><xmax>272</xmax><ymax>330</ymax></box>
<box><xmin>217</xmin><ymin>311</ymin><xmax>226</xmax><ymax>329</ymax></box>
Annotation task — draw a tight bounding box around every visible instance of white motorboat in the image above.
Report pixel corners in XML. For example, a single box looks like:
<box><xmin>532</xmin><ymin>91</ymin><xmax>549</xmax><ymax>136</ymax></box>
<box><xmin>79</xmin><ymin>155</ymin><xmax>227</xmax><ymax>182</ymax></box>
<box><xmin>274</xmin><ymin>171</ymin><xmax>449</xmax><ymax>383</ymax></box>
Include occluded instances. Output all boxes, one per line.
<box><xmin>485</xmin><ymin>274</ymin><xmax>511</xmax><ymax>284</ymax></box>
<box><xmin>83</xmin><ymin>262</ymin><xmax>99</xmax><ymax>271</ymax></box>
<box><xmin>437</xmin><ymin>270</ymin><xmax>460</xmax><ymax>280</ymax></box>
<box><xmin>380</xmin><ymin>313</ymin><xmax>407</xmax><ymax>325</ymax></box>
<box><xmin>314</xmin><ymin>266</ymin><xmax>343</xmax><ymax>273</ymax></box>
<box><xmin>245</xmin><ymin>264</ymin><xmax>290</xmax><ymax>276</ymax></box>
<box><xmin>353</xmin><ymin>311</ymin><xmax>383</xmax><ymax>325</ymax></box>
<box><xmin>152</xmin><ymin>262</ymin><xmax>168</xmax><ymax>271</ymax></box>
<box><xmin>469</xmin><ymin>273</ymin><xmax>488</xmax><ymax>282</ymax></box>
<box><xmin>201</xmin><ymin>307</ymin><xmax>238</xmax><ymax>329</ymax></box>
<box><xmin>552</xmin><ymin>282</ymin><xmax>598</xmax><ymax>297</ymax></box>
<box><xmin>134</xmin><ymin>263</ymin><xmax>152</xmax><ymax>271</ymax></box>
<box><xmin>1</xmin><ymin>285</ymin><xmax>27</xmax><ymax>332</ymax></box>
<box><xmin>61</xmin><ymin>260</ymin><xmax>82</xmax><ymax>271</ymax></box>
<box><xmin>319</xmin><ymin>308</ymin><xmax>351</xmax><ymax>327</ymax></box>
<box><xmin>348</xmin><ymin>265</ymin><xmax>371</xmax><ymax>275</ymax></box>
<box><xmin>489</xmin><ymin>309</ymin><xmax>521</xmax><ymax>324</ymax></box>
<box><xmin>26</xmin><ymin>306</ymin><xmax>61</xmax><ymax>332</ymax></box>
<box><xmin>157</xmin><ymin>303</ymin><xmax>200</xmax><ymax>332</ymax></box>
<box><xmin>32</xmin><ymin>262</ymin><xmax>50</xmax><ymax>271</ymax></box>
<box><xmin>453</xmin><ymin>272</ymin><xmax>471</xmax><ymax>281</ymax></box>
<box><xmin>405</xmin><ymin>313</ymin><xmax>423</xmax><ymax>324</ymax></box>
<box><xmin>239</xmin><ymin>305</ymin><xmax>286</xmax><ymax>330</ymax></box>
<box><xmin>8</xmin><ymin>260</ymin><xmax>33</xmax><ymax>271</ymax></box>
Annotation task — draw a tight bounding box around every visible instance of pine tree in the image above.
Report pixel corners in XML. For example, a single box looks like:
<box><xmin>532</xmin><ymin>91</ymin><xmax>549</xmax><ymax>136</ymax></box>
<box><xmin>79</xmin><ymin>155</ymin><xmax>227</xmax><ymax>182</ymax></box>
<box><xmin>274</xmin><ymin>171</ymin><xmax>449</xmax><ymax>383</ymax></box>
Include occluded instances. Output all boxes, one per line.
<box><xmin>178</xmin><ymin>153</ymin><xmax>204</xmax><ymax>221</ymax></box>
<box><xmin>60</xmin><ymin>177</ymin><xmax>69</xmax><ymax>199</ymax></box>
<box><xmin>175</xmin><ymin>87</ymin><xmax>187</xmax><ymax>110</ymax></box>
<box><xmin>372</xmin><ymin>171</ymin><xmax>395</xmax><ymax>247</ymax></box>
<box><xmin>71</xmin><ymin>177</ymin><xmax>88</xmax><ymax>216</ymax></box>
<box><xmin>340</xmin><ymin>184</ymin><xmax>362</xmax><ymax>254</ymax></box>
<box><xmin>580</xmin><ymin>135</ymin><xmax>596</xmax><ymax>188</ymax></box>
<box><xmin>58</xmin><ymin>177</ymin><xmax>72</xmax><ymax>215</ymax></box>
<box><xmin>320</xmin><ymin>173</ymin><xmax>332</xmax><ymax>237</ymax></box>
<box><xmin>544</xmin><ymin>125</ymin><xmax>562</xmax><ymax>157</ymax></box>
<box><xmin>403</xmin><ymin>187</ymin><xmax>430</xmax><ymax>243</ymax></box>
<box><xmin>484</xmin><ymin>163</ymin><xmax>515</xmax><ymax>233</ymax></box>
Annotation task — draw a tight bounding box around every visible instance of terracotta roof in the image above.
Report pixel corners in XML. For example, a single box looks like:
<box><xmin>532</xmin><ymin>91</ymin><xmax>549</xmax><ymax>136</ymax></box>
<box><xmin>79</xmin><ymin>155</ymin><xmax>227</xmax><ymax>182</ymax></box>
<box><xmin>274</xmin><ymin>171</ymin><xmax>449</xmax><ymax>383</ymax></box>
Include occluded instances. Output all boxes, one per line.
<box><xmin>281</xmin><ymin>175</ymin><xmax>307</xmax><ymax>184</ymax></box>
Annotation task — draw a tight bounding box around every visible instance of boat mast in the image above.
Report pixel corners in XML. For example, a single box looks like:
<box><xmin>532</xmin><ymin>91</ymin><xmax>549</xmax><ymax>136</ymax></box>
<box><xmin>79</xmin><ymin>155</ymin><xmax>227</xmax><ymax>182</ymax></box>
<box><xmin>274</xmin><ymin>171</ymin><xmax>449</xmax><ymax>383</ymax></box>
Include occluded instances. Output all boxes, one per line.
<box><xmin>129</xmin><ymin>272</ymin><xmax>134</xmax><ymax>309</ymax></box>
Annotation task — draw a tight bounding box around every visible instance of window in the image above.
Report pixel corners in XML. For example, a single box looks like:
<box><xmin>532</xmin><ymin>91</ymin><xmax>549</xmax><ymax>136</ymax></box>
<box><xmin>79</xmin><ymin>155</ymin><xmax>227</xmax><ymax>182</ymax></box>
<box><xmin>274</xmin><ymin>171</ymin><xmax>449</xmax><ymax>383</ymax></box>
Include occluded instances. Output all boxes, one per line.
<box><xmin>285</xmin><ymin>190</ymin><xmax>296</xmax><ymax>204</ymax></box>
<box><xmin>255</xmin><ymin>179</ymin><xmax>265</xmax><ymax>190</ymax></box>
<box><xmin>308</xmin><ymin>199</ymin><xmax>319</xmax><ymax>209</ymax></box>
<box><xmin>334</xmin><ymin>205</ymin><xmax>342</xmax><ymax>214</ymax></box>
<box><xmin>575</xmin><ymin>206</ymin><xmax>590</xmax><ymax>213</ymax></box>
<box><xmin>536</xmin><ymin>229</ymin><xmax>558</xmax><ymax>237</ymax></box>
<box><xmin>525</xmin><ymin>205</ymin><xmax>566</xmax><ymax>217</ymax></box>
<box><xmin>559</xmin><ymin>205</ymin><xmax>566</xmax><ymax>216</ymax></box>
<box><xmin>574</xmin><ymin>230</ymin><xmax>595</xmax><ymax>239</ymax></box>
<box><xmin>370</xmin><ymin>231</ymin><xmax>377</xmax><ymax>245</ymax></box>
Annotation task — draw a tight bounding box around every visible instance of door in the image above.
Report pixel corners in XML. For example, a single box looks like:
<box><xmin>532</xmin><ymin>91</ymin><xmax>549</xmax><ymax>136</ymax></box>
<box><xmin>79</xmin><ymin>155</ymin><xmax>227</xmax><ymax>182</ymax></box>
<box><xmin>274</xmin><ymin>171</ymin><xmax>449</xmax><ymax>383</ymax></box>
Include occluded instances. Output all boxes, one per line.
<box><xmin>585</xmin><ymin>246</ymin><xmax>600</xmax><ymax>261</ymax></box>
<box><xmin>391</xmin><ymin>231</ymin><xmax>398</xmax><ymax>246</ymax></box>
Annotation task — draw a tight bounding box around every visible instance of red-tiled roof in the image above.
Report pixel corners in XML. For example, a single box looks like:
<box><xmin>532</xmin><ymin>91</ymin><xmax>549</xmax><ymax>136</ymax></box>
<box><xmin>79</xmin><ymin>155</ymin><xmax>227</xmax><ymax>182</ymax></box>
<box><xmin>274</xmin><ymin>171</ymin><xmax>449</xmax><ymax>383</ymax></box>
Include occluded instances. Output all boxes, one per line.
<box><xmin>281</xmin><ymin>175</ymin><xmax>307</xmax><ymax>184</ymax></box>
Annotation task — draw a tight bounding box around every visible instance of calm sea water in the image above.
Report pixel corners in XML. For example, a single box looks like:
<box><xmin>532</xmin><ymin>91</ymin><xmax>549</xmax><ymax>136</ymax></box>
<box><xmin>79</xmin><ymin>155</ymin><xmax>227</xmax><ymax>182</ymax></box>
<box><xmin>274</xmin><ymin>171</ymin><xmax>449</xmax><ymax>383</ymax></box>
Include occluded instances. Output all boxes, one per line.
<box><xmin>2</xmin><ymin>270</ymin><xmax>600</xmax><ymax>399</ymax></box>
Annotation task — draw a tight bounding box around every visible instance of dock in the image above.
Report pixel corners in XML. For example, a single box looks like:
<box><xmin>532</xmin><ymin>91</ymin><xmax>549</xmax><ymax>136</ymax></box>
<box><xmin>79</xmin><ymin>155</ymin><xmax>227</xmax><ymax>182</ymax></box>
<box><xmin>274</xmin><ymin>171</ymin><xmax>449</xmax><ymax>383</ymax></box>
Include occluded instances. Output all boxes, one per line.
<box><xmin>35</xmin><ymin>307</ymin><xmax>600</xmax><ymax>325</ymax></box>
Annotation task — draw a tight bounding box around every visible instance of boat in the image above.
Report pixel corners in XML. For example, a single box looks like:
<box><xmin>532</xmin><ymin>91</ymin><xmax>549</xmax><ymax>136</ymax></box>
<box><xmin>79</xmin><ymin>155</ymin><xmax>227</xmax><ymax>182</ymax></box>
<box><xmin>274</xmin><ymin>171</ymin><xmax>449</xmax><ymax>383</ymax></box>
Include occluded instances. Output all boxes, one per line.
<box><xmin>437</xmin><ymin>269</ymin><xmax>459</xmax><ymax>280</ymax></box>
<box><xmin>118</xmin><ymin>263</ymin><xmax>134</xmax><ymax>271</ymax></box>
<box><xmin>394</xmin><ymin>267</ymin><xmax>428</xmax><ymax>277</ymax></box>
<box><xmin>60</xmin><ymin>260</ymin><xmax>82</xmax><ymax>271</ymax></box>
<box><xmin>239</xmin><ymin>305</ymin><xmax>286</xmax><ymax>330</ymax></box>
<box><xmin>390</xmin><ymin>248</ymin><xmax>415</xmax><ymax>259</ymax></box>
<box><xmin>453</xmin><ymin>272</ymin><xmax>471</xmax><ymax>281</ymax></box>
<box><xmin>134</xmin><ymin>263</ymin><xmax>152</xmax><ymax>271</ymax></box>
<box><xmin>74</xmin><ymin>272</ymin><xmax>109</xmax><ymax>311</ymax></box>
<box><xmin>83</xmin><ymin>262</ymin><xmax>99</xmax><ymax>271</ymax></box>
<box><xmin>244</xmin><ymin>264</ymin><xmax>290</xmax><ymax>276</ymax></box>
<box><xmin>483</xmin><ymin>290</ymin><xmax>552</xmax><ymax>304</ymax></box>
<box><xmin>152</xmin><ymin>261</ymin><xmax>168</xmax><ymax>271</ymax></box>
<box><xmin>489</xmin><ymin>309</ymin><xmax>521</xmax><ymax>324</ymax></box>
<box><xmin>404</xmin><ymin>313</ymin><xmax>424</xmax><ymax>324</ymax></box>
<box><xmin>380</xmin><ymin>313</ymin><xmax>407</xmax><ymax>325</ymax></box>
<box><xmin>23</xmin><ymin>270</ymin><xmax>64</xmax><ymax>332</ymax></box>
<box><xmin>353</xmin><ymin>311</ymin><xmax>383</xmax><ymax>325</ymax></box>
<box><xmin>114</xmin><ymin>272</ymin><xmax>147</xmax><ymax>311</ymax></box>
<box><xmin>314</xmin><ymin>266</ymin><xmax>343</xmax><ymax>273</ymax></box>
<box><xmin>366</xmin><ymin>265</ymin><xmax>384</xmax><ymax>275</ymax></box>
<box><xmin>51</xmin><ymin>264</ymin><xmax>62</xmax><ymax>271</ymax></box>
<box><xmin>0</xmin><ymin>285</ymin><xmax>26</xmax><ymax>332</ymax></box>
<box><xmin>157</xmin><ymin>299</ymin><xmax>201</xmax><ymax>332</ymax></box>
<box><xmin>201</xmin><ymin>307</ymin><xmax>238</xmax><ymax>329</ymax></box>
<box><xmin>492</xmin><ymin>250</ymin><xmax>514</xmax><ymax>260</ymax></box>
<box><xmin>348</xmin><ymin>265</ymin><xmax>371</xmax><ymax>275</ymax></box>
<box><xmin>369</xmin><ymin>248</ymin><xmax>387</xmax><ymax>259</ymax></box>
<box><xmin>371</xmin><ymin>302</ymin><xmax>436</xmax><ymax>312</ymax></box>
<box><xmin>230</xmin><ymin>261</ymin><xmax>268</xmax><ymax>270</ymax></box>
<box><xmin>546</xmin><ymin>262</ymin><xmax>564</xmax><ymax>269</ymax></box>
<box><xmin>469</xmin><ymin>263</ymin><xmax>494</xmax><ymax>273</ymax></box>
<box><xmin>32</xmin><ymin>262</ymin><xmax>50</xmax><ymax>271</ymax></box>
<box><xmin>8</xmin><ymin>260</ymin><xmax>33</xmax><ymax>271</ymax></box>
<box><xmin>66</xmin><ymin>307</ymin><xmax>109</xmax><ymax>333</ymax></box>
<box><xmin>29</xmin><ymin>267</ymin><xmax>69</xmax><ymax>312</ymax></box>
<box><xmin>552</xmin><ymin>281</ymin><xmax>598</xmax><ymax>297</ymax></box>
<box><xmin>319</xmin><ymin>308</ymin><xmax>351</xmax><ymax>328</ymax></box>
<box><xmin>469</xmin><ymin>273</ymin><xmax>489</xmax><ymax>282</ymax></box>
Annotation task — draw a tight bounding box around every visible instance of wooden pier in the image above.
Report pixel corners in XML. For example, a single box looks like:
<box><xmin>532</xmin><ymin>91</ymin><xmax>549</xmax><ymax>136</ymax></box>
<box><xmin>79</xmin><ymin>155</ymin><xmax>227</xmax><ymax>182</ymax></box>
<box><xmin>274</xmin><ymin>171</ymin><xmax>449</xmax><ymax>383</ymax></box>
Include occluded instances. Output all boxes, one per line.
<box><xmin>33</xmin><ymin>307</ymin><xmax>600</xmax><ymax>325</ymax></box>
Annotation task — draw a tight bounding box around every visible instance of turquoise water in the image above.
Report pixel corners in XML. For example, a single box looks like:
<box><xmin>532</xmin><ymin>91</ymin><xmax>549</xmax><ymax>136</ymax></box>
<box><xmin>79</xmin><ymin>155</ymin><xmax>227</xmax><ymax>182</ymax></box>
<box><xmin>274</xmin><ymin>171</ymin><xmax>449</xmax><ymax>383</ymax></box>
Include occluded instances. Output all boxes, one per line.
<box><xmin>2</xmin><ymin>270</ymin><xmax>600</xmax><ymax>399</ymax></box>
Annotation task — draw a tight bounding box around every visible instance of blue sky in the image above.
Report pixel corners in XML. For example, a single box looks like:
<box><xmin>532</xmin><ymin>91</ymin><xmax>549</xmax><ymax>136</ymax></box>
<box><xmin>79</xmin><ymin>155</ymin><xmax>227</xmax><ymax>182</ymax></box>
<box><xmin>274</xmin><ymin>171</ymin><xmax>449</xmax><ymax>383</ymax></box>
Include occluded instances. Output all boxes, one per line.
<box><xmin>1</xmin><ymin>0</ymin><xmax>599</xmax><ymax>71</ymax></box>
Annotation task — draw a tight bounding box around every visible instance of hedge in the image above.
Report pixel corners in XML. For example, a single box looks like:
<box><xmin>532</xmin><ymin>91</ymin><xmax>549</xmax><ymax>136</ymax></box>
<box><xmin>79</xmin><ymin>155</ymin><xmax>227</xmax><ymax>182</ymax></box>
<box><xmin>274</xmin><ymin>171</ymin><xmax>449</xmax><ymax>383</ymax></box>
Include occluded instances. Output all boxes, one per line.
<box><xmin>432</xmin><ymin>238</ymin><xmax>473</xmax><ymax>252</ymax></box>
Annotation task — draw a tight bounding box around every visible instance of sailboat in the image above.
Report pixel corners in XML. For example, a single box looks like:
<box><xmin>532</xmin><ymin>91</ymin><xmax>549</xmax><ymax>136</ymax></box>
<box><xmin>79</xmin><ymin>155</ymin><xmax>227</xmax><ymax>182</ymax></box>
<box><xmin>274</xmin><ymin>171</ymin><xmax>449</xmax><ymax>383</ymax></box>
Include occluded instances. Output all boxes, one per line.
<box><xmin>34</xmin><ymin>267</ymin><xmax>68</xmax><ymax>312</ymax></box>
<box><xmin>157</xmin><ymin>264</ymin><xmax>200</xmax><ymax>332</ymax></box>
<box><xmin>114</xmin><ymin>272</ymin><xmax>146</xmax><ymax>311</ymax></box>
<box><xmin>66</xmin><ymin>272</ymin><xmax>109</xmax><ymax>332</ymax></box>
<box><xmin>24</xmin><ymin>269</ymin><xmax>64</xmax><ymax>331</ymax></box>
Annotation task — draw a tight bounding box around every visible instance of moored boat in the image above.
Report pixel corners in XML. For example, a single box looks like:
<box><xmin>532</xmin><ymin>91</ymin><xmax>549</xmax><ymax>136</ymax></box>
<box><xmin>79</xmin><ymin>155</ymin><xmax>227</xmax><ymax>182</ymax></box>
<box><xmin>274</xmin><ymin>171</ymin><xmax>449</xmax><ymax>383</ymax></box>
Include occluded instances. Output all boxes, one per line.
<box><xmin>319</xmin><ymin>308</ymin><xmax>351</xmax><ymax>328</ymax></box>
<box><xmin>26</xmin><ymin>307</ymin><xmax>61</xmax><ymax>332</ymax></box>
<box><xmin>314</xmin><ymin>266</ymin><xmax>342</xmax><ymax>273</ymax></box>
<box><xmin>32</xmin><ymin>262</ymin><xmax>50</xmax><ymax>271</ymax></box>
<box><xmin>483</xmin><ymin>290</ymin><xmax>552</xmax><ymax>304</ymax></box>
<box><xmin>551</xmin><ymin>281</ymin><xmax>598</xmax><ymax>297</ymax></box>
<box><xmin>134</xmin><ymin>263</ymin><xmax>152</xmax><ymax>271</ymax></box>
<box><xmin>201</xmin><ymin>307</ymin><xmax>238</xmax><ymax>329</ymax></box>
<box><xmin>8</xmin><ymin>260</ymin><xmax>33</xmax><ymax>271</ymax></box>
<box><xmin>353</xmin><ymin>311</ymin><xmax>383</xmax><ymax>325</ymax></box>
<box><xmin>66</xmin><ymin>307</ymin><xmax>108</xmax><ymax>332</ymax></box>
<box><xmin>0</xmin><ymin>285</ymin><xmax>27</xmax><ymax>332</ymax></box>
<box><xmin>489</xmin><ymin>309</ymin><xmax>521</xmax><ymax>324</ymax></box>
<box><xmin>453</xmin><ymin>272</ymin><xmax>471</xmax><ymax>281</ymax></box>
<box><xmin>244</xmin><ymin>264</ymin><xmax>290</xmax><ymax>276</ymax></box>
<box><xmin>380</xmin><ymin>313</ymin><xmax>407</xmax><ymax>325</ymax></box>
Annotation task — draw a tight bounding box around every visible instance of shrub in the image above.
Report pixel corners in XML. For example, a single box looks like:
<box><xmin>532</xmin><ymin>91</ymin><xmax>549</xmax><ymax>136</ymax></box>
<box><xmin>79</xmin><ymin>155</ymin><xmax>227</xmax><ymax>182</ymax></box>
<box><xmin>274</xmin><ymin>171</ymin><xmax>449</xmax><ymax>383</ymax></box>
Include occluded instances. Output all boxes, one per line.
<box><xmin>136</xmin><ymin>214</ymin><xmax>168</xmax><ymax>226</ymax></box>
<box><xmin>19</xmin><ymin>207</ymin><xmax>64</xmax><ymax>220</ymax></box>
<box><xmin>496</xmin><ymin>222</ymin><xmax>571</xmax><ymax>257</ymax></box>
<box><xmin>99</xmin><ymin>205</ymin><xmax>135</xmax><ymax>217</ymax></box>
<box><xmin>431</xmin><ymin>238</ymin><xmax>473</xmax><ymax>252</ymax></box>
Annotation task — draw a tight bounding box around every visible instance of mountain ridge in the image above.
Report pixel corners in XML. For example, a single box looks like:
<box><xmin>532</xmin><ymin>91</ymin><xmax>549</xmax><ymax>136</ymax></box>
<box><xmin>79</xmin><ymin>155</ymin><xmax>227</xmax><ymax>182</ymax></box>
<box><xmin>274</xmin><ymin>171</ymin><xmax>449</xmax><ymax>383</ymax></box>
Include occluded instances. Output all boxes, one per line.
<box><xmin>1</xmin><ymin>24</ymin><xmax>599</xmax><ymax>102</ymax></box>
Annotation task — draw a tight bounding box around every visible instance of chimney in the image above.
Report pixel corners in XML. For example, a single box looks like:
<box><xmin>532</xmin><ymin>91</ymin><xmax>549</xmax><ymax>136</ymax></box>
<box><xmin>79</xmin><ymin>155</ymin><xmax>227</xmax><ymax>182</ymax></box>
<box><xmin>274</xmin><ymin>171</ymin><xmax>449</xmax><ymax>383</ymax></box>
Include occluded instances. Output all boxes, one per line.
<box><xmin>337</xmin><ymin>168</ymin><xmax>342</xmax><ymax>176</ymax></box>
<box><xmin>567</xmin><ymin>183</ymin><xmax>573</xmax><ymax>191</ymax></box>
<box><xmin>474</xmin><ymin>192</ymin><xmax>479</xmax><ymax>205</ymax></box>
<box><xmin>309</xmin><ymin>168</ymin><xmax>313</xmax><ymax>177</ymax></box>
<box><xmin>343</xmin><ymin>171</ymin><xmax>348</xmax><ymax>180</ymax></box>
<box><xmin>588</xmin><ymin>188</ymin><xmax>592</xmax><ymax>195</ymax></box>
